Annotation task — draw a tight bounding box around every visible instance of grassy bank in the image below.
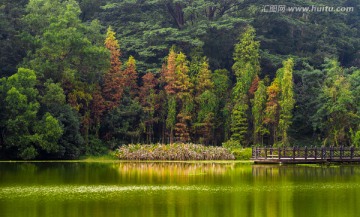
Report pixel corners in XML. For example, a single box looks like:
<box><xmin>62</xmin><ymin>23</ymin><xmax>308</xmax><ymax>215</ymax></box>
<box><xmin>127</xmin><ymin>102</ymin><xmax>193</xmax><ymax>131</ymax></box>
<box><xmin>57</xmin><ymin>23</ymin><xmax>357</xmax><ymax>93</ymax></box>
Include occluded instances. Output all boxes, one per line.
<box><xmin>0</xmin><ymin>146</ymin><xmax>254</xmax><ymax>162</ymax></box>
<box><xmin>79</xmin><ymin>153</ymin><xmax>118</xmax><ymax>162</ymax></box>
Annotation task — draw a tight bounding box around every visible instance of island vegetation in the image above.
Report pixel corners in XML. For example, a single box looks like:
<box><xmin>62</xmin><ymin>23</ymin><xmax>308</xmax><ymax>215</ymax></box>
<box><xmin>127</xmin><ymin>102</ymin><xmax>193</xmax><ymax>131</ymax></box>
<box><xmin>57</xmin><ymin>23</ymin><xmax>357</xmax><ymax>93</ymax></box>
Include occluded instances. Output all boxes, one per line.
<box><xmin>0</xmin><ymin>0</ymin><xmax>359</xmax><ymax>160</ymax></box>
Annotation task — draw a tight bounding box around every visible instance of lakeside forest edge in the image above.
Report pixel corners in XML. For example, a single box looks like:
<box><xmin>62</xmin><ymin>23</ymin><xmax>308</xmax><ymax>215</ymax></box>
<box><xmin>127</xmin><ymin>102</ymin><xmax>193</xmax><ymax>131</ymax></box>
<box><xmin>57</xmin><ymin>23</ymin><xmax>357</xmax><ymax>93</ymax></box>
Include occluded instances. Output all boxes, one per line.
<box><xmin>1</xmin><ymin>0</ymin><xmax>360</xmax><ymax>160</ymax></box>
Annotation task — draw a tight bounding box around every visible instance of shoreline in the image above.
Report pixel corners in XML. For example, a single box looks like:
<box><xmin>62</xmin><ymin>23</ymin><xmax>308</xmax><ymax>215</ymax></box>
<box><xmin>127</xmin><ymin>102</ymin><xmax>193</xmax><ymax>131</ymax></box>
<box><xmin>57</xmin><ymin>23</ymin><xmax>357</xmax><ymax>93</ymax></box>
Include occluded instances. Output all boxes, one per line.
<box><xmin>0</xmin><ymin>159</ymin><xmax>254</xmax><ymax>164</ymax></box>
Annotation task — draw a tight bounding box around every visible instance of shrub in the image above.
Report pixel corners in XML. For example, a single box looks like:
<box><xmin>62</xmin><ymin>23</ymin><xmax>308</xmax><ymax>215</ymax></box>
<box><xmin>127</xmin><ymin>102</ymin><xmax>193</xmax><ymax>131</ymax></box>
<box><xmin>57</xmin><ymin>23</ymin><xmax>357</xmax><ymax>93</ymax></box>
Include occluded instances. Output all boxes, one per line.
<box><xmin>86</xmin><ymin>135</ymin><xmax>108</xmax><ymax>156</ymax></box>
<box><xmin>231</xmin><ymin>148</ymin><xmax>252</xmax><ymax>160</ymax></box>
<box><xmin>115</xmin><ymin>143</ymin><xmax>235</xmax><ymax>160</ymax></box>
<box><xmin>222</xmin><ymin>139</ymin><xmax>242</xmax><ymax>150</ymax></box>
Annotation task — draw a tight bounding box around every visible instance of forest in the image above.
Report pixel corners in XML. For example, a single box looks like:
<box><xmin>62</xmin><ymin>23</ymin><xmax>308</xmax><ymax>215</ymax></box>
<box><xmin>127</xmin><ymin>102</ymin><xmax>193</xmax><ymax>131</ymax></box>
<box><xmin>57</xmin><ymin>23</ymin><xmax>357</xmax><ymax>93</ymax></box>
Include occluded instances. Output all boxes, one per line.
<box><xmin>0</xmin><ymin>0</ymin><xmax>359</xmax><ymax>160</ymax></box>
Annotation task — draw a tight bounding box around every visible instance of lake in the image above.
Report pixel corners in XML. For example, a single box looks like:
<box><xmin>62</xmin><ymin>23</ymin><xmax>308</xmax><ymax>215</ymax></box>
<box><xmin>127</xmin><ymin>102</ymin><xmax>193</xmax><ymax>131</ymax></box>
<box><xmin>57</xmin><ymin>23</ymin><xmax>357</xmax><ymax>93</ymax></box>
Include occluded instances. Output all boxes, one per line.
<box><xmin>1</xmin><ymin>162</ymin><xmax>360</xmax><ymax>217</ymax></box>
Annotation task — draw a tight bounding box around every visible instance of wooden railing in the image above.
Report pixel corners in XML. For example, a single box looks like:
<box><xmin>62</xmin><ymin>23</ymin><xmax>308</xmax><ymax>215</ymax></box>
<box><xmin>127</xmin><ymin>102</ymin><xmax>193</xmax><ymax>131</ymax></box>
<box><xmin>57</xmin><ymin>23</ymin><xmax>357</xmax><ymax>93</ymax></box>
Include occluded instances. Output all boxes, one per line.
<box><xmin>252</xmin><ymin>146</ymin><xmax>360</xmax><ymax>161</ymax></box>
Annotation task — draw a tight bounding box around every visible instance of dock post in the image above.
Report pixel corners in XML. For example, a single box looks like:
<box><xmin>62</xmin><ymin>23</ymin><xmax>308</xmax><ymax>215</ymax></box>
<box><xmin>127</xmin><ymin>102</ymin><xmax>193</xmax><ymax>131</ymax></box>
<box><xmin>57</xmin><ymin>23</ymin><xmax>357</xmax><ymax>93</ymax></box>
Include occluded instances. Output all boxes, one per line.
<box><xmin>340</xmin><ymin>146</ymin><xmax>343</xmax><ymax>160</ymax></box>
<box><xmin>278</xmin><ymin>147</ymin><xmax>281</xmax><ymax>159</ymax></box>
<box><xmin>293</xmin><ymin>147</ymin><xmax>295</xmax><ymax>160</ymax></box>
<box><xmin>305</xmin><ymin>146</ymin><xmax>308</xmax><ymax>160</ymax></box>
<box><xmin>315</xmin><ymin>147</ymin><xmax>317</xmax><ymax>159</ymax></box>
<box><xmin>283</xmin><ymin>147</ymin><xmax>286</xmax><ymax>158</ymax></box>
<box><xmin>351</xmin><ymin>146</ymin><xmax>354</xmax><ymax>159</ymax></box>
<box><xmin>265</xmin><ymin>146</ymin><xmax>267</xmax><ymax>159</ymax></box>
<box><xmin>330</xmin><ymin>146</ymin><xmax>333</xmax><ymax>160</ymax></box>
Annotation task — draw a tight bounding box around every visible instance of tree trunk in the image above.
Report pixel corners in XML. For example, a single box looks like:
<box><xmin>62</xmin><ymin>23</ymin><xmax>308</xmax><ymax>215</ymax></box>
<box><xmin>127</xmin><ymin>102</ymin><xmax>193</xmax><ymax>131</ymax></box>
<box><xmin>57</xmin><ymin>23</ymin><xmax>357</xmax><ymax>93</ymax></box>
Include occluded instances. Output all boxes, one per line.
<box><xmin>166</xmin><ymin>3</ymin><xmax>185</xmax><ymax>29</ymax></box>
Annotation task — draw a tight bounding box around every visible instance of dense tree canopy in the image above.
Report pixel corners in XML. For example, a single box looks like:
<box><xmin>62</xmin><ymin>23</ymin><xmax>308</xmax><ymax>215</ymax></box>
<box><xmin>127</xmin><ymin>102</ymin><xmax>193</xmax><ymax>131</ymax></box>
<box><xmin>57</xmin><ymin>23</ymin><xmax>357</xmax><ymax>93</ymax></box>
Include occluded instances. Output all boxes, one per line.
<box><xmin>0</xmin><ymin>0</ymin><xmax>359</xmax><ymax>159</ymax></box>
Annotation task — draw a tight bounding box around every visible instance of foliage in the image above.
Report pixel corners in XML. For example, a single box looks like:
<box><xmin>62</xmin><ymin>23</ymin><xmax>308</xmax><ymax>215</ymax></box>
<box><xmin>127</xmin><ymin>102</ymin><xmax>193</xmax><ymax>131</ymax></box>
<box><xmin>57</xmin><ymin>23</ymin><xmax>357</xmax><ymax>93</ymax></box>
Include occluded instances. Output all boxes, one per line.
<box><xmin>0</xmin><ymin>0</ymin><xmax>27</xmax><ymax>76</ymax></box>
<box><xmin>231</xmin><ymin>148</ymin><xmax>252</xmax><ymax>160</ymax></box>
<box><xmin>103</xmin><ymin>26</ymin><xmax>123</xmax><ymax>110</ymax></box>
<box><xmin>251</xmin><ymin>80</ymin><xmax>267</xmax><ymax>145</ymax></box>
<box><xmin>1</xmin><ymin>0</ymin><xmax>360</xmax><ymax>160</ymax></box>
<box><xmin>23</xmin><ymin>0</ymin><xmax>109</xmax><ymax>84</ymax></box>
<box><xmin>313</xmin><ymin>59</ymin><xmax>357</xmax><ymax>146</ymax></box>
<box><xmin>264</xmin><ymin>76</ymin><xmax>280</xmax><ymax>145</ymax></box>
<box><xmin>230</xmin><ymin>26</ymin><xmax>261</xmax><ymax>146</ymax></box>
<box><xmin>1</xmin><ymin>68</ymin><xmax>64</xmax><ymax>159</ymax></box>
<box><xmin>96</xmin><ymin>0</ymin><xmax>247</xmax><ymax>71</ymax></box>
<box><xmin>278</xmin><ymin>58</ymin><xmax>295</xmax><ymax>146</ymax></box>
<box><xmin>232</xmin><ymin>26</ymin><xmax>260</xmax><ymax>96</ymax></box>
<box><xmin>291</xmin><ymin>67</ymin><xmax>324</xmax><ymax>142</ymax></box>
<box><xmin>230</xmin><ymin>99</ymin><xmax>249</xmax><ymax>146</ymax></box>
<box><xmin>194</xmin><ymin>60</ymin><xmax>217</xmax><ymax>145</ymax></box>
<box><xmin>222</xmin><ymin>139</ymin><xmax>241</xmax><ymax>151</ymax></box>
<box><xmin>115</xmin><ymin>143</ymin><xmax>235</xmax><ymax>161</ymax></box>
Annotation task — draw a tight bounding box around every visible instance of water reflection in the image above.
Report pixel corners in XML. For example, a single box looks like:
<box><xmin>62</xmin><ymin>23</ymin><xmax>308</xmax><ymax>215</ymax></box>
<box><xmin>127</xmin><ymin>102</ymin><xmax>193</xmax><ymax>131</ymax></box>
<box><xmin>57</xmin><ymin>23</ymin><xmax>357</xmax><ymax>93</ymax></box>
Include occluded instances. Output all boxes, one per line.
<box><xmin>1</xmin><ymin>162</ymin><xmax>360</xmax><ymax>217</ymax></box>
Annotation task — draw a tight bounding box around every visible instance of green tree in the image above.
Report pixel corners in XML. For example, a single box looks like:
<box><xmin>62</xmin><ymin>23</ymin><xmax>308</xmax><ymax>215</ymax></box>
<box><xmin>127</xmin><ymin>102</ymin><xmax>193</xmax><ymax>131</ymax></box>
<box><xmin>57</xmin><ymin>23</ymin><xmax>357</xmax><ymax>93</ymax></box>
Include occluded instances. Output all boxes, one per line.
<box><xmin>212</xmin><ymin>69</ymin><xmax>232</xmax><ymax>144</ymax></box>
<box><xmin>166</xmin><ymin>95</ymin><xmax>177</xmax><ymax>144</ymax></box>
<box><xmin>139</xmin><ymin>73</ymin><xmax>159</xmax><ymax>144</ymax></box>
<box><xmin>314</xmin><ymin>59</ymin><xmax>356</xmax><ymax>146</ymax></box>
<box><xmin>230</xmin><ymin>26</ymin><xmax>261</xmax><ymax>146</ymax></box>
<box><xmin>97</xmin><ymin>0</ymin><xmax>245</xmax><ymax>71</ymax></box>
<box><xmin>232</xmin><ymin>26</ymin><xmax>261</xmax><ymax>96</ymax></box>
<box><xmin>194</xmin><ymin>60</ymin><xmax>216</xmax><ymax>145</ymax></box>
<box><xmin>22</xmin><ymin>0</ymin><xmax>109</xmax><ymax>150</ymax></box>
<box><xmin>2</xmin><ymin>68</ymin><xmax>63</xmax><ymax>159</ymax></box>
<box><xmin>230</xmin><ymin>97</ymin><xmax>248</xmax><ymax>146</ymax></box>
<box><xmin>41</xmin><ymin>80</ymin><xmax>84</xmax><ymax>159</ymax></box>
<box><xmin>23</xmin><ymin>0</ymin><xmax>109</xmax><ymax>84</ymax></box>
<box><xmin>34</xmin><ymin>113</ymin><xmax>63</xmax><ymax>153</ymax></box>
<box><xmin>292</xmin><ymin>67</ymin><xmax>325</xmax><ymax>144</ymax></box>
<box><xmin>0</xmin><ymin>0</ymin><xmax>28</xmax><ymax>76</ymax></box>
<box><xmin>252</xmin><ymin>80</ymin><xmax>267</xmax><ymax>146</ymax></box>
<box><xmin>278</xmin><ymin>58</ymin><xmax>295</xmax><ymax>146</ymax></box>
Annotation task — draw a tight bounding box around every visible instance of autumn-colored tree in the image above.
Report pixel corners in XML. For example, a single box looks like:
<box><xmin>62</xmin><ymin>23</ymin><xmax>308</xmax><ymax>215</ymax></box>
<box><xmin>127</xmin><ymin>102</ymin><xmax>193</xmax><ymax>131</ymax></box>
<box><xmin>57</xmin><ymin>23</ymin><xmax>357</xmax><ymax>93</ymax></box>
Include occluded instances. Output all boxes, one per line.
<box><xmin>262</xmin><ymin>58</ymin><xmax>296</xmax><ymax>146</ymax></box>
<box><xmin>140</xmin><ymin>73</ymin><xmax>158</xmax><ymax>106</ymax></box>
<box><xmin>67</xmin><ymin>83</ymin><xmax>93</xmax><ymax>113</ymax></box>
<box><xmin>66</xmin><ymin>81</ymin><xmax>93</xmax><ymax>146</ymax></box>
<box><xmin>264</xmin><ymin>78</ymin><xmax>281</xmax><ymax>146</ymax></box>
<box><xmin>196</xmin><ymin>60</ymin><xmax>214</xmax><ymax>94</ymax></box>
<box><xmin>103</xmin><ymin>26</ymin><xmax>123</xmax><ymax>110</ymax></box>
<box><xmin>174</xmin><ymin>52</ymin><xmax>192</xmax><ymax>95</ymax></box>
<box><xmin>162</xmin><ymin>49</ymin><xmax>178</xmax><ymax>143</ymax></box>
<box><xmin>163</xmin><ymin>49</ymin><xmax>177</xmax><ymax>95</ymax></box>
<box><xmin>174</xmin><ymin>52</ymin><xmax>193</xmax><ymax>143</ymax></box>
<box><xmin>249</xmin><ymin>75</ymin><xmax>260</xmax><ymax>98</ymax></box>
<box><xmin>123</xmin><ymin>56</ymin><xmax>138</xmax><ymax>98</ymax></box>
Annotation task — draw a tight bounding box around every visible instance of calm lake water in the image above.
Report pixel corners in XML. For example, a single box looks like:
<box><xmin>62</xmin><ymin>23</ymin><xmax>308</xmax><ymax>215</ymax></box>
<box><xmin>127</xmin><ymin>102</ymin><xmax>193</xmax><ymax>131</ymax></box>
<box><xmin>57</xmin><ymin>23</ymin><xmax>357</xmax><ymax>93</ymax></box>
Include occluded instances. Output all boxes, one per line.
<box><xmin>1</xmin><ymin>162</ymin><xmax>360</xmax><ymax>217</ymax></box>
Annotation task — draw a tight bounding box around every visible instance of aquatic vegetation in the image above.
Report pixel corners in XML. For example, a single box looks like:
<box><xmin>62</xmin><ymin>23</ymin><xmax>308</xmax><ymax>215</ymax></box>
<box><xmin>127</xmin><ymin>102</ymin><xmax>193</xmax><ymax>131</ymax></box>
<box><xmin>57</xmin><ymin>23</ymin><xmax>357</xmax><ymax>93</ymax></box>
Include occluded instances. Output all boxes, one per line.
<box><xmin>115</xmin><ymin>143</ymin><xmax>235</xmax><ymax>160</ymax></box>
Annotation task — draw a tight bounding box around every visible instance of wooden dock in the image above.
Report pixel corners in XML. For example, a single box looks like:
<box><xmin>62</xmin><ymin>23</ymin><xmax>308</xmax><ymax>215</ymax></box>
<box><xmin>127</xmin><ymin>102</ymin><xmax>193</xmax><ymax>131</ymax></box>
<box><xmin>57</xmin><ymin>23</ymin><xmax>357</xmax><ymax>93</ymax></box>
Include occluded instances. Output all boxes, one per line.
<box><xmin>252</xmin><ymin>146</ymin><xmax>360</xmax><ymax>164</ymax></box>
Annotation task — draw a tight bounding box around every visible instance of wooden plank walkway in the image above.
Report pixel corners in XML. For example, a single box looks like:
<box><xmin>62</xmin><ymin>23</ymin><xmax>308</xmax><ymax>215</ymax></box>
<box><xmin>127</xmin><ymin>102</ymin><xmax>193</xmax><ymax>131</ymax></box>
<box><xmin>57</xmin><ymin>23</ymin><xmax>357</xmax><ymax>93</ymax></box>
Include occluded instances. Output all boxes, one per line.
<box><xmin>252</xmin><ymin>146</ymin><xmax>360</xmax><ymax>164</ymax></box>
